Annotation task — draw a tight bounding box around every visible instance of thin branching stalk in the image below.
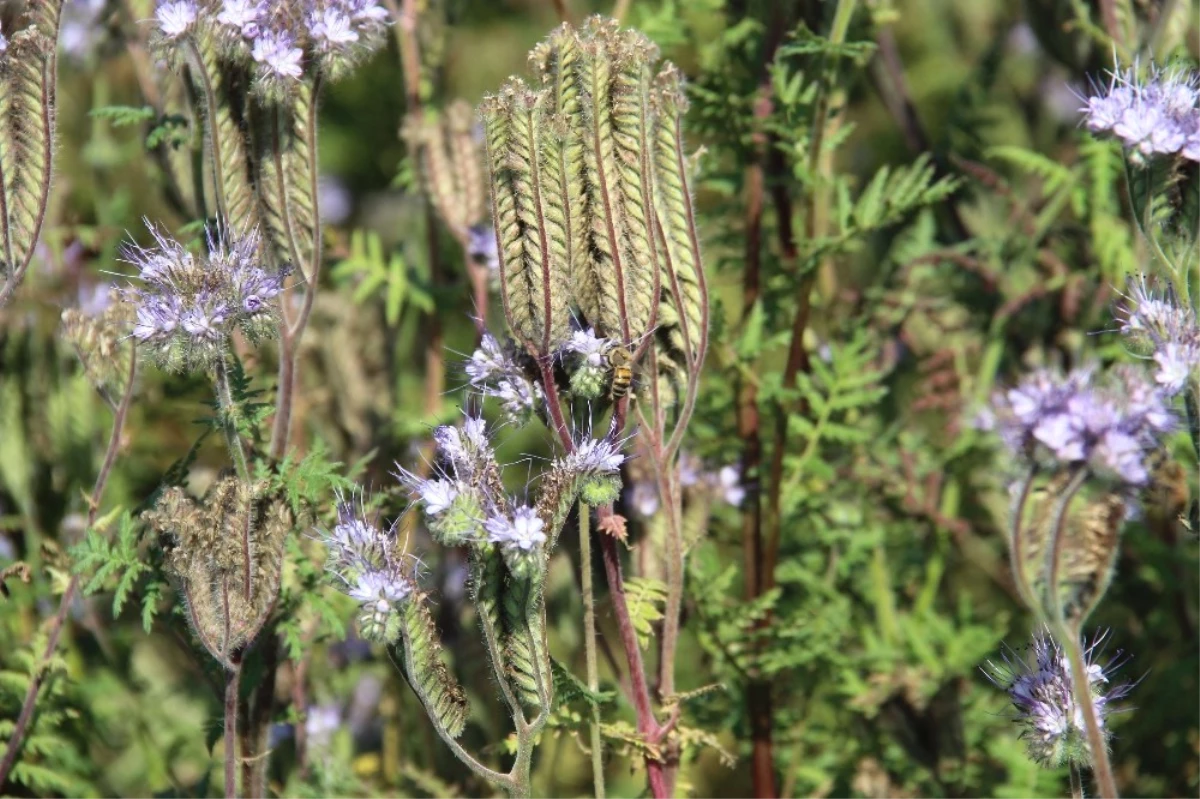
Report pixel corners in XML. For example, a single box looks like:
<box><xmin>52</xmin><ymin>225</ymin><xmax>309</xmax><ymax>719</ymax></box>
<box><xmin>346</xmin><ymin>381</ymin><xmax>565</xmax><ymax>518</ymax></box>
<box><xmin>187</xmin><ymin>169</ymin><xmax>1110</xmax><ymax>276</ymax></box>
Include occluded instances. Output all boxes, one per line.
<box><xmin>1007</xmin><ymin>465</ymin><xmax>1043</xmax><ymax>613</ymax></box>
<box><xmin>270</xmin><ymin>75</ymin><xmax>324</xmax><ymax>460</ymax></box>
<box><xmin>579</xmin><ymin>503</ymin><xmax>607</xmax><ymax>799</ymax></box>
<box><xmin>0</xmin><ymin>350</ymin><xmax>137</xmax><ymax>786</ymax></box>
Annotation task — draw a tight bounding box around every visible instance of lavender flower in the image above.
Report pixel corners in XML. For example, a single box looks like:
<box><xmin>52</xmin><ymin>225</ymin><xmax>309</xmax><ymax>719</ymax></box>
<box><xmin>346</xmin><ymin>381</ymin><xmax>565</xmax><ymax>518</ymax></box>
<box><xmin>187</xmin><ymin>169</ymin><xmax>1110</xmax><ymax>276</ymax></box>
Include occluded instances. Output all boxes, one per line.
<box><xmin>119</xmin><ymin>220</ymin><xmax>285</xmax><ymax>373</ymax></box>
<box><xmin>310</xmin><ymin>6</ymin><xmax>358</xmax><ymax>51</ymax></box>
<box><xmin>465</xmin><ymin>333</ymin><xmax>509</xmax><ymax>386</ymax></box>
<box><xmin>467</xmin><ymin>223</ymin><xmax>499</xmax><ymax>272</ymax></box>
<box><xmin>155</xmin><ymin>0</ymin><xmax>197</xmax><ymax>40</ymax></box>
<box><xmin>0</xmin><ymin>23</ymin><xmax>7</xmax><ymax>55</ymax></box>
<box><xmin>60</xmin><ymin>0</ymin><xmax>107</xmax><ymax>62</ymax></box>
<box><xmin>252</xmin><ymin>29</ymin><xmax>304</xmax><ymax>80</ymax></box>
<box><xmin>564</xmin><ymin>327</ymin><xmax>610</xmax><ymax>369</ymax></box>
<box><xmin>317</xmin><ymin>496</ymin><xmax>418</xmax><ymax>640</ymax></box>
<box><xmin>485</xmin><ymin>505</ymin><xmax>546</xmax><ymax>553</ymax></box>
<box><xmin>1081</xmin><ymin>65</ymin><xmax>1200</xmax><ymax>161</ymax></box>
<box><xmin>1114</xmin><ymin>274</ymin><xmax>1200</xmax><ymax>395</ymax></box>
<box><xmin>714</xmin><ymin>465</ymin><xmax>746</xmax><ymax>506</ymax></box>
<box><xmin>987</xmin><ymin>365</ymin><xmax>1174</xmax><ymax>485</ymax></box>
<box><xmin>463</xmin><ymin>334</ymin><xmax>542</xmax><ymax>423</ymax></box>
<box><xmin>304</xmin><ymin>704</ymin><xmax>342</xmax><ymax>751</ymax></box>
<box><xmin>563</xmin><ymin>436</ymin><xmax>625</xmax><ymax>474</ymax></box>
<box><xmin>984</xmin><ymin>630</ymin><xmax>1131</xmax><ymax>768</ymax></box>
<box><xmin>629</xmin><ymin>480</ymin><xmax>660</xmax><ymax>517</ymax></box>
<box><xmin>418</xmin><ymin>478</ymin><xmax>459</xmax><ymax>515</ymax></box>
<box><xmin>216</xmin><ymin>0</ymin><xmax>263</xmax><ymax>37</ymax></box>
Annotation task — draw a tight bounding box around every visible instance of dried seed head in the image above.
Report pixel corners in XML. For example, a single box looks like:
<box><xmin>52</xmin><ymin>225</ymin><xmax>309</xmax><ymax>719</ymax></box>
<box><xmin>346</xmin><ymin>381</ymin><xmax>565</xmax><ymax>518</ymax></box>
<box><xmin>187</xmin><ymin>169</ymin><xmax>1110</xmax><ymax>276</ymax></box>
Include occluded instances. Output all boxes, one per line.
<box><xmin>145</xmin><ymin>478</ymin><xmax>290</xmax><ymax>666</ymax></box>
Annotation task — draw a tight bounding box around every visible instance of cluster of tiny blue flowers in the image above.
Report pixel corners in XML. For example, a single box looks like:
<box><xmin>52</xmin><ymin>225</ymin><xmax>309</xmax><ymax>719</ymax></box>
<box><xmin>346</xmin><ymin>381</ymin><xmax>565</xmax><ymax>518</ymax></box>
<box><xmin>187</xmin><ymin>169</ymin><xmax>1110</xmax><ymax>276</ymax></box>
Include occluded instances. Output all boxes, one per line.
<box><xmin>316</xmin><ymin>495</ymin><xmax>418</xmax><ymax>641</ymax></box>
<box><xmin>464</xmin><ymin>333</ymin><xmax>543</xmax><ymax>424</ymax></box>
<box><xmin>119</xmin><ymin>221</ymin><xmax>286</xmax><ymax>373</ymax></box>
<box><xmin>153</xmin><ymin>0</ymin><xmax>389</xmax><ymax>91</ymax></box>
<box><xmin>1116</xmin><ymin>274</ymin><xmax>1200</xmax><ymax>395</ymax></box>
<box><xmin>984</xmin><ymin>630</ymin><xmax>1130</xmax><ymax>768</ymax></box>
<box><xmin>1081</xmin><ymin>65</ymin><xmax>1200</xmax><ymax>162</ymax></box>
<box><xmin>983</xmin><ymin>364</ymin><xmax>1174</xmax><ymax>486</ymax></box>
<box><xmin>397</xmin><ymin>410</ymin><xmax>626</xmax><ymax>570</ymax></box>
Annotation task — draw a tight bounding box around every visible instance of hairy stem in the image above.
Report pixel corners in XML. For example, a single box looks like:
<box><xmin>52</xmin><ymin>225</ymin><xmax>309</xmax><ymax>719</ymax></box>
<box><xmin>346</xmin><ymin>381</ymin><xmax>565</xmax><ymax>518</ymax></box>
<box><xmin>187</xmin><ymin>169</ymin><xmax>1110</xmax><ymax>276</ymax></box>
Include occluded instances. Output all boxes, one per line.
<box><xmin>1070</xmin><ymin>762</ymin><xmax>1084</xmax><ymax>799</ymax></box>
<box><xmin>214</xmin><ymin>357</ymin><xmax>250</xmax><ymax>483</ymax></box>
<box><xmin>1007</xmin><ymin>466</ymin><xmax>1042</xmax><ymax>614</ymax></box>
<box><xmin>579</xmin><ymin>504</ymin><xmax>607</xmax><ymax>798</ymax></box>
<box><xmin>597</xmin><ymin>525</ymin><xmax>668</xmax><ymax>799</ymax></box>
<box><xmin>1056</xmin><ymin>623</ymin><xmax>1120</xmax><ymax>799</ymax></box>
<box><xmin>1044</xmin><ymin>468</ymin><xmax>1089</xmax><ymax>623</ymax></box>
<box><xmin>270</xmin><ymin>76</ymin><xmax>324</xmax><ymax>460</ymax></box>
<box><xmin>224</xmin><ymin>663</ymin><xmax>242</xmax><ymax>799</ymax></box>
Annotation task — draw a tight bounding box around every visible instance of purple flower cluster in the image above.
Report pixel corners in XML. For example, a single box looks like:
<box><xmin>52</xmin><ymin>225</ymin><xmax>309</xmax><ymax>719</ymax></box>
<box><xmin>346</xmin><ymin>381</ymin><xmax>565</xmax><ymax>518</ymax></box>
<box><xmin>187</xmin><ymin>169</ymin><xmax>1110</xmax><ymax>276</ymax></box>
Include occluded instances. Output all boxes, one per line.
<box><xmin>1116</xmin><ymin>274</ymin><xmax>1200</xmax><ymax>395</ymax></box>
<box><xmin>464</xmin><ymin>333</ymin><xmax>543</xmax><ymax>424</ymax></box>
<box><xmin>316</xmin><ymin>496</ymin><xmax>418</xmax><ymax>630</ymax></box>
<box><xmin>984</xmin><ymin>365</ymin><xmax>1173</xmax><ymax>485</ymax></box>
<box><xmin>120</xmin><ymin>220</ymin><xmax>286</xmax><ymax>373</ymax></box>
<box><xmin>984</xmin><ymin>630</ymin><xmax>1130</xmax><ymax>768</ymax></box>
<box><xmin>467</xmin><ymin>223</ymin><xmax>500</xmax><ymax>273</ymax></box>
<box><xmin>397</xmin><ymin>409</ymin><xmax>628</xmax><ymax>565</ymax></box>
<box><xmin>153</xmin><ymin>0</ymin><xmax>389</xmax><ymax>90</ymax></box>
<box><xmin>1081</xmin><ymin>65</ymin><xmax>1200</xmax><ymax>162</ymax></box>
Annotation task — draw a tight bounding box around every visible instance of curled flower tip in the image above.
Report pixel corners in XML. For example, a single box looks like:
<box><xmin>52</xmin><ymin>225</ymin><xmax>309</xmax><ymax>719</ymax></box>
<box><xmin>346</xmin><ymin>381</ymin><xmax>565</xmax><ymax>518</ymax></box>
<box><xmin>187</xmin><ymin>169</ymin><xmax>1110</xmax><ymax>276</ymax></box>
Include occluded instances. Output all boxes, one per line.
<box><xmin>984</xmin><ymin>629</ymin><xmax>1131</xmax><ymax>768</ymax></box>
<box><xmin>155</xmin><ymin>0</ymin><xmax>198</xmax><ymax>39</ymax></box>
<box><xmin>485</xmin><ymin>504</ymin><xmax>546</xmax><ymax>553</ymax></box>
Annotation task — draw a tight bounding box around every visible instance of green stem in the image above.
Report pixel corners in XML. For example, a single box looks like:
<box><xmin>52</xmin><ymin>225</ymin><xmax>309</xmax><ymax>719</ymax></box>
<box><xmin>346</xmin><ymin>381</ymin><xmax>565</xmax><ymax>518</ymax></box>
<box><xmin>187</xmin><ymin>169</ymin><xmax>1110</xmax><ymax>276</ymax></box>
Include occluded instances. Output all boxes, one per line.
<box><xmin>579</xmin><ymin>503</ymin><xmax>606</xmax><ymax>799</ymax></box>
<box><xmin>1007</xmin><ymin>467</ymin><xmax>1042</xmax><ymax>614</ymax></box>
<box><xmin>1055</xmin><ymin>622</ymin><xmax>1120</xmax><ymax>799</ymax></box>
<box><xmin>214</xmin><ymin>356</ymin><xmax>250</xmax><ymax>483</ymax></box>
